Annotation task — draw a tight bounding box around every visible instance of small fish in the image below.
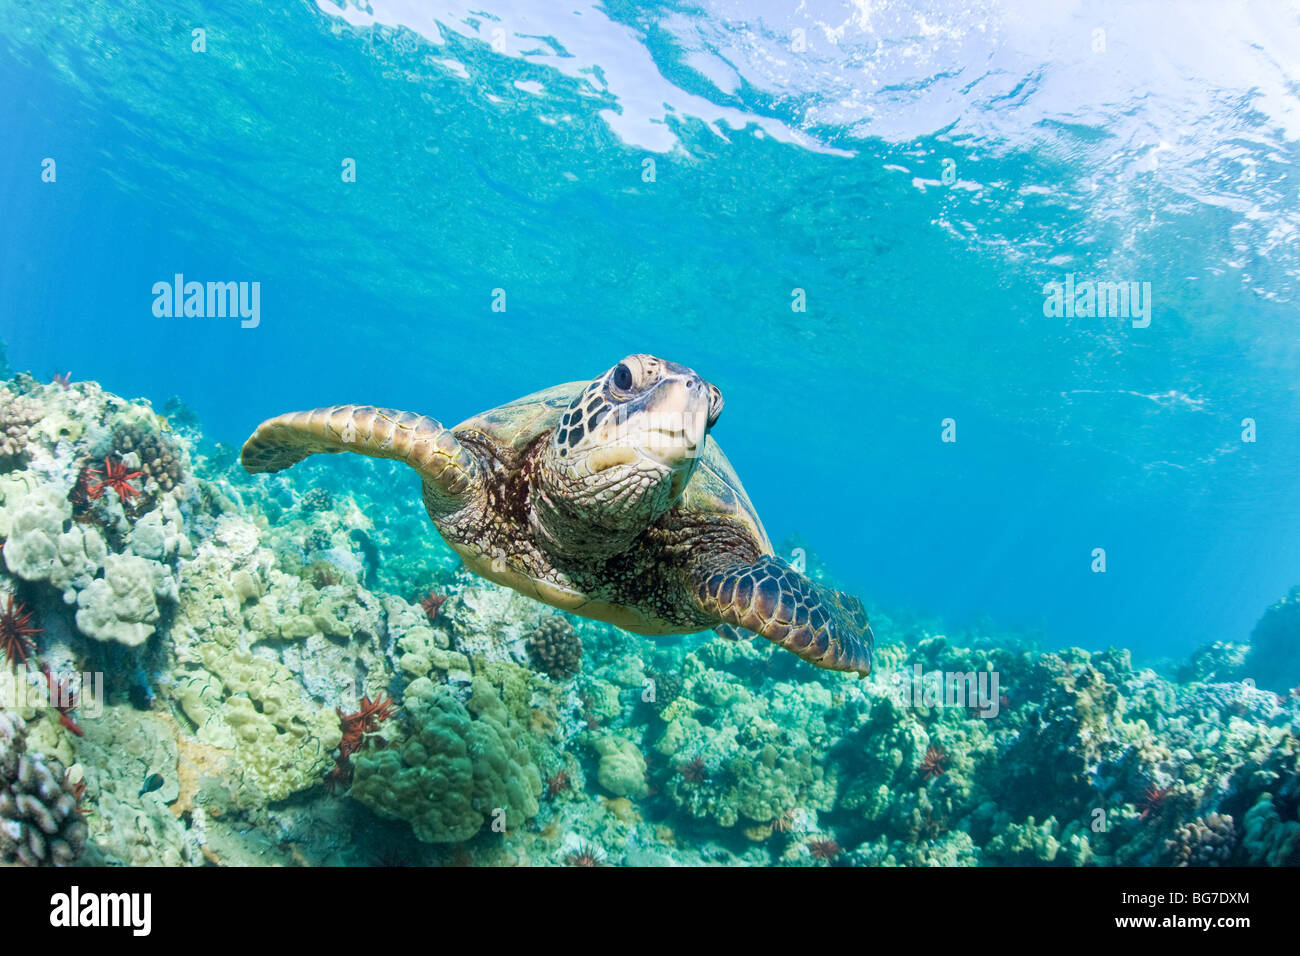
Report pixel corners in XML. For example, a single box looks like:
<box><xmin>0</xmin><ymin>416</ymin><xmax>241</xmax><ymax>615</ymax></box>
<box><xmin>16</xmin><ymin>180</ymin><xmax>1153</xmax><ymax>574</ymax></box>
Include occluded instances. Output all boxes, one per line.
<box><xmin>139</xmin><ymin>773</ymin><xmax>164</xmax><ymax>797</ymax></box>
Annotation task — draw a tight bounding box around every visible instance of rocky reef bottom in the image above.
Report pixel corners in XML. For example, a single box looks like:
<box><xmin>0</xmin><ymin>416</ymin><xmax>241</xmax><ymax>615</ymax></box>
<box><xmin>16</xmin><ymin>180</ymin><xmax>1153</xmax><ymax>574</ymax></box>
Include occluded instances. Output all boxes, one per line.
<box><xmin>0</xmin><ymin>371</ymin><xmax>1297</xmax><ymax>866</ymax></box>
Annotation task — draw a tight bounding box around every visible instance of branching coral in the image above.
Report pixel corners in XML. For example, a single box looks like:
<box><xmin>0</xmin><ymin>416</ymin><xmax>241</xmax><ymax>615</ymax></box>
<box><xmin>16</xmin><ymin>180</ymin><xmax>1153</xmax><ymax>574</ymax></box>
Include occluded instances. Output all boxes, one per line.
<box><xmin>0</xmin><ymin>710</ymin><xmax>88</xmax><ymax>866</ymax></box>
<box><xmin>1166</xmin><ymin>813</ymin><xmax>1235</xmax><ymax>866</ymax></box>
<box><xmin>0</xmin><ymin>390</ymin><xmax>40</xmax><ymax>464</ymax></box>
<box><xmin>645</xmin><ymin>668</ymin><xmax>684</xmax><ymax>714</ymax></box>
<box><xmin>113</xmin><ymin>425</ymin><xmax>185</xmax><ymax>497</ymax></box>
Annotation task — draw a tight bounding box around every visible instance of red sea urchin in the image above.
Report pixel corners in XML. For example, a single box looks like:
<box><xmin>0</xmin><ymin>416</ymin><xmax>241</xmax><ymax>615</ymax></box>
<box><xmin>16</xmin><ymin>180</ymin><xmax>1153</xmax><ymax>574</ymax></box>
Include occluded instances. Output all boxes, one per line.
<box><xmin>546</xmin><ymin>770</ymin><xmax>572</xmax><ymax>799</ymax></box>
<box><xmin>42</xmin><ymin>666</ymin><xmax>85</xmax><ymax>737</ymax></box>
<box><xmin>0</xmin><ymin>593</ymin><xmax>40</xmax><ymax>666</ymax></box>
<box><xmin>807</xmin><ymin>838</ymin><xmax>842</xmax><ymax>862</ymax></box>
<box><xmin>564</xmin><ymin>842</ymin><xmax>605</xmax><ymax>867</ymax></box>
<box><xmin>328</xmin><ymin>694</ymin><xmax>399</xmax><ymax>791</ymax></box>
<box><xmin>92</xmin><ymin>456</ymin><xmax>144</xmax><ymax>505</ymax></box>
<box><xmin>919</xmin><ymin>744</ymin><xmax>948</xmax><ymax>782</ymax></box>
<box><xmin>338</xmin><ymin>694</ymin><xmax>398</xmax><ymax>758</ymax></box>
<box><xmin>678</xmin><ymin>755</ymin><xmax>709</xmax><ymax>785</ymax></box>
<box><xmin>1139</xmin><ymin>784</ymin><xmax>1174</xmax><ymax>822</ymax></box>
<box><xmin>420</xmin><ymin>591</ymin><xmax>448</xmax><ymax>622</ymax></box>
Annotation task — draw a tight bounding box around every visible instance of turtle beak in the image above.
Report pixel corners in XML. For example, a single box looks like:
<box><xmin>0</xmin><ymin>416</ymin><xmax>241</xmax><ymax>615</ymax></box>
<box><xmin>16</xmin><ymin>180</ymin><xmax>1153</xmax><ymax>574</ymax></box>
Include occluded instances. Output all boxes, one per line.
<box><xmin>706</xmin><ymin>384</ymin><xmax>724</xmax><ymax>429</ymax></box>
<box><xmin>589</xmin><ymin>446</ymin><xmax>637</xmax><ymax>472</ymax></box>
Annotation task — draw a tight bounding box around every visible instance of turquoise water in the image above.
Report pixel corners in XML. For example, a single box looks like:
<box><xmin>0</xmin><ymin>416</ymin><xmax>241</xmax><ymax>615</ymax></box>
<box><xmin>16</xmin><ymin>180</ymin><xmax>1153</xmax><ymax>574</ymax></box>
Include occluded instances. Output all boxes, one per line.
<box><xmin>3</xmin><ymin>0</ymin><xmax>1299</xmax><ymax>662</ymax></box>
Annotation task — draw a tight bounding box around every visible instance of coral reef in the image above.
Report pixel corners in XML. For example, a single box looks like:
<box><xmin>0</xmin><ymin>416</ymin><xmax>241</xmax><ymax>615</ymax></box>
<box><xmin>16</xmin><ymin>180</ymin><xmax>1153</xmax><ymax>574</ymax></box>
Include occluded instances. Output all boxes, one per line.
<box><xmin>0</xmin><ymin>710</ymin><xmax>88</xmax><ymax>865</ymax></box>
<box><xmin>0</xmin><ymin>388</ymin><xmax>41</xmax><ymax>464</ymax></box>
<box><xmin>1166</xmin><ymin>813</ymin><xmax>1235</xmax><ymax>866</ymax></box>
<box><xmin>350</xmin><ymin>674</ymin><xmax>543</xmax><ymax>843</ymax></box>
<box><xmin>0</xmin><ymin>369</ymin><xmax>1297</xmax><ymax>868</ymax></box>
<box><xmin>1243</xmin><ymin>587</ymin><xmax>1300</xmax><ymax>694</ymax></box>
<box><xmin>300</xmin><ymin>488</ymin><xmax>333</xmax><ymax>512</ymax></box>
<box><xmin>0</xmin><ymin>593</ymin><xmax>41</xmax><ymax>665</ymax></box>
<box><xmin>526</xmin><ymin>616</ymin><xmax>583</xmax><ymax>680</ymax></box>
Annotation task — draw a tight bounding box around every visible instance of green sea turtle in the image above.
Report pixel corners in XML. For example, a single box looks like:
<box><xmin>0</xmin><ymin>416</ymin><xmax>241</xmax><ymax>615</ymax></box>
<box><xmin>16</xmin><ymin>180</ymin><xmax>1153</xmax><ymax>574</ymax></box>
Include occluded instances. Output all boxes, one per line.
<box><xmin>240</xmin><ymin>354</ymin><xmax>873</xmax><ymax>675</ymax></box>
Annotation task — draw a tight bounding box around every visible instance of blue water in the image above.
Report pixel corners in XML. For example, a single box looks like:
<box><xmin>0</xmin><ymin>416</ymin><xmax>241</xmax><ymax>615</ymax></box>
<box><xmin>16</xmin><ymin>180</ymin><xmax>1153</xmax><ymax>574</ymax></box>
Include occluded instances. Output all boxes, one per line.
<box><xmin>2</xmin><ymin>0</ymin><xmax>1299</xmax><ymax>661</ymax></box>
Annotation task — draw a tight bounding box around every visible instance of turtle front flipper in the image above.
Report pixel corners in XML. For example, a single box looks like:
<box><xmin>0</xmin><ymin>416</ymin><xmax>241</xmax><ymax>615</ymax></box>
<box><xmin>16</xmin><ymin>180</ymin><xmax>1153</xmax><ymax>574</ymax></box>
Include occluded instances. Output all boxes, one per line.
<box><xmin>693</xmin><ymin>555</ymin><xmax>873</xmax><ymax>676</ymax></box>
<box><xmin>240</xmin><ymin>406</ymin><xmax>481</xmax><ymax>515</ymax></box>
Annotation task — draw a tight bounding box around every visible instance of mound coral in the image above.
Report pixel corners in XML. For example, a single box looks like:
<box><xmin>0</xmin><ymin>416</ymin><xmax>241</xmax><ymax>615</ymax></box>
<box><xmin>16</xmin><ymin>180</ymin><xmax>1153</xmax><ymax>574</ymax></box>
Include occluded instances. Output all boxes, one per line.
<box><xmin>350</xmin><ymin>674</ymin><xmax>543</xmax><ymax>843</ymax></box>
<box><xmin>169</xmin><ymin>519</ymin><xmax>345</xmax><ymax>805</ymax></box>
<box><xmin>75</xmin><ymin>553</ymin><xmax>174</xmax><ymax>646</ymax></box>
<box><xmin>593</xmin><ymin>734</ymin><xmax>648</xmax><ymax>799</ymax></box>
<box><xmin>526</xmin><ymin>616</ymin><xmax>582</xmax><ymax>680</ymax></box>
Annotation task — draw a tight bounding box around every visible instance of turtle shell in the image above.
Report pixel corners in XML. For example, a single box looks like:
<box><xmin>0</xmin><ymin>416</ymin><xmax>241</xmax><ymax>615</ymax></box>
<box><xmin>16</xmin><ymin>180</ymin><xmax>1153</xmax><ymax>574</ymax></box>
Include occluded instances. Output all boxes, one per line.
<box><xmin>453</xmin><ymin>381</ymin><xmax>772</xmax><ymax>554</ymax></box>
<box><xmin>453</xmin><ymin>382</ymin><xmax>581</xmax><ymax>453</ymax></box>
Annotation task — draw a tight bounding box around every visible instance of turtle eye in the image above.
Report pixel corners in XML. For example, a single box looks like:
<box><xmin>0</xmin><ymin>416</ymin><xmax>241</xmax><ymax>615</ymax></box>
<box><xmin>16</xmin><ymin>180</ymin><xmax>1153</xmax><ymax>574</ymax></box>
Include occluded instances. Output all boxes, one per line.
<box><xmin>612</xmin><ymin>363</ymin><xmax>634</xmax><ymax>392</ymax></box>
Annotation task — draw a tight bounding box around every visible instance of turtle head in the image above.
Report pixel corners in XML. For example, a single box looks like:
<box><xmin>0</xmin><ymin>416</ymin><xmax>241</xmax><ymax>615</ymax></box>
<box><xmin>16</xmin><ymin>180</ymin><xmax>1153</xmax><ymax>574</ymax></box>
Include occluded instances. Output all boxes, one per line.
<box><xmin>534</xmin><ymin>354</ymin><xmax>724</xmax><ymax>555</ymax></box>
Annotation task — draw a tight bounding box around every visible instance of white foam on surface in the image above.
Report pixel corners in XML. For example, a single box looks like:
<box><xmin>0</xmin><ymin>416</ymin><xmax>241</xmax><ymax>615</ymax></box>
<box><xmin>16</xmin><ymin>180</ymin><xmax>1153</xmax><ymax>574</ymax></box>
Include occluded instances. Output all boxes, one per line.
<box><xmin>314</xmin><ymin>0</ymin><xmax>849</xmax><ymax>154</ymax></box>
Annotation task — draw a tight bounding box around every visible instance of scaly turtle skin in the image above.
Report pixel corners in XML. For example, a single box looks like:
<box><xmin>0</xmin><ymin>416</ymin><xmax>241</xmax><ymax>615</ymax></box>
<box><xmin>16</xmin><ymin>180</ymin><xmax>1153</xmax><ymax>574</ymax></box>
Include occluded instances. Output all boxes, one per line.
<box><xmin>240</xmin><ymin>354</ymin><xmax>873</xmax><ymax>675</ymax></box>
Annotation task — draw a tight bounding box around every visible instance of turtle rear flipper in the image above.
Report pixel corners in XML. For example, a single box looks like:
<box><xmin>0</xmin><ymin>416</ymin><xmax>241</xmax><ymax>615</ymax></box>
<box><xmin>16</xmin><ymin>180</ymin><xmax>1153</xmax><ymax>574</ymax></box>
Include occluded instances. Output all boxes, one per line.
<box><xmin>694</xmin><ymin>555</ymin><xmax>873</xmax><ymax>676</ymax></box>
<box><xmin>240</xmin><ymin>405</ymin><xmax>481</xmax><ymax>514</ymax></box>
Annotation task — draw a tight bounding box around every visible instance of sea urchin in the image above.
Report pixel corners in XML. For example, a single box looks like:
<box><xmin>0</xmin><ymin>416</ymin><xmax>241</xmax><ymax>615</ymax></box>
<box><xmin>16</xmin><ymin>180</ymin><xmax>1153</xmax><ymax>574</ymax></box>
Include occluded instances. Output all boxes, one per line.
<box><xmin>0</xmin><ymin>593</ymin><xmax>40</xmax><ymax>666</ymax></box>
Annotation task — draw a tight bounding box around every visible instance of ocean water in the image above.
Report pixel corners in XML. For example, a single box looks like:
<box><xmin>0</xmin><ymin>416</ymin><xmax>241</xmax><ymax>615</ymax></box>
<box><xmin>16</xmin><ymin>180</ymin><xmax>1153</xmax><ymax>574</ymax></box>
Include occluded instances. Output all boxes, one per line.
<box><xmin>1</xmin><ymin>0</ymin><xmax>1299</xmax><ymax>869</ymax></box>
